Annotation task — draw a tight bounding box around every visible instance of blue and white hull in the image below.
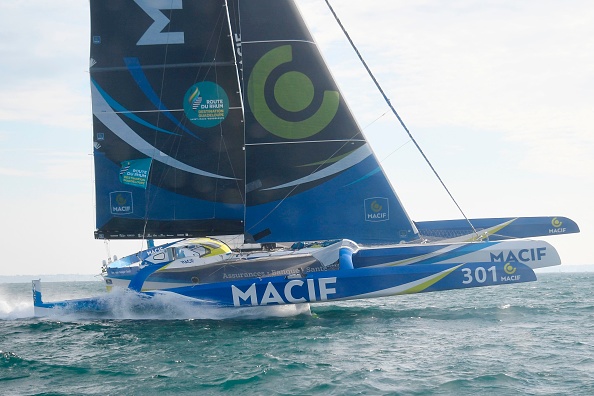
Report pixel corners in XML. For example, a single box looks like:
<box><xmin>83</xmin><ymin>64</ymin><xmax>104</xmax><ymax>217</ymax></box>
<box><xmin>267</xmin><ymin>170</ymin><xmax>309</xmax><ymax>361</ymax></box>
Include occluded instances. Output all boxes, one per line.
<box><xmin>32</xmin><ymin>259</ymin><xmax>538</xmax><ymax>315</ymax></box>
<box><xmin>167</xmin><ymin>260</ymin><xmax>537</xmax><ymax>307</ymax></box>
<box><xmin>102</xmin><ymin>238</ymin><xmax>560</xmax><ymax>291</ymax></box>
<box><xmin>32</xmin><ymin>238</ymin><xmax>559</xmax><ymax>316</ymax></box>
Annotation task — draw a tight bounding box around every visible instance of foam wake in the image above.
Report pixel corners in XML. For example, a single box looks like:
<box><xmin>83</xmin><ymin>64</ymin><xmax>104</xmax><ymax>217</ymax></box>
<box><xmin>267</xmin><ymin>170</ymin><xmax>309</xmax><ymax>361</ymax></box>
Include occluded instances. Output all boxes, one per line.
<box><xmin>27</xmin><ymin>288</ymin><xmax>312</xmax><ymax>321</ymax></box>
<box><xmin>0</xmin><ymin>299</ymin><xmax>34</xmax><ymax>320</ymax></box>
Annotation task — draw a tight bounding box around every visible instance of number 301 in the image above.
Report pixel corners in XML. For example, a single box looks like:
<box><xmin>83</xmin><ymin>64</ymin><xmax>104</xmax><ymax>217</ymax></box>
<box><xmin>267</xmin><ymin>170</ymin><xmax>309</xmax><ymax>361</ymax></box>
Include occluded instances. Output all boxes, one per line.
<box><xmin>462</xmin><ymin>266</ymin><xmax>497</xmax><ymax>284</ymax></box>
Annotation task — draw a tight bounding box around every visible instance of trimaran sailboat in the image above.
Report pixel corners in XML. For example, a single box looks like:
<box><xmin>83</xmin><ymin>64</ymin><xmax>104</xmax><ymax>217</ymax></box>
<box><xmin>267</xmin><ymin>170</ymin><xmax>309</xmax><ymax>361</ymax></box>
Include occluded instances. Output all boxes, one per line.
<box><xmin>33</xmin><ymin>0</ymin><xmax>579</xmax><ymax>315</ymax></box>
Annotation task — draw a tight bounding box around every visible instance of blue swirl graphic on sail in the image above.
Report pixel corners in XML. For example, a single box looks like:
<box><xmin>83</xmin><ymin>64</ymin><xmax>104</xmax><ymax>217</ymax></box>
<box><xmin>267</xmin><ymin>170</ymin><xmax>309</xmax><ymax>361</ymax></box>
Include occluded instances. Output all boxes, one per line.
<box><xmin>124</xmin><ymin>57</ymin><xmax>202</xmax><ymax>140</ymax></box>
<box><xmin>344</xmin><ymin>167</ymin><xmax>382</xmax><ymax>187</ymax></box>
<box><xmin>91</xmin><ymin>79</ymin><xmax>179</xmax><ymax>136</ymax></box>
<box><xmin>262</xmin><ymin>144</ymin><xmax>373</xmax><ymax>190</ymax></box>
<box><xmin>91</xmin><ymin>81</ymin><xmax>237</xmax><ymax>180</ymax></box>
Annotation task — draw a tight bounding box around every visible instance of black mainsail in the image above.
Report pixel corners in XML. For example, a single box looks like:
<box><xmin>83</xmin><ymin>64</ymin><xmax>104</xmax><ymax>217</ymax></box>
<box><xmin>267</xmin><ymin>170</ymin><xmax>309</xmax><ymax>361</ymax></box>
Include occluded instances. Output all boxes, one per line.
<box><xmin>91</xmin><ymin>0</ymin><xmax>418</xmax><ymax>244</ymax></box>
<box><xmin>91</xmin><ymin>0</ymin><xmax>245</xmax><ymax>239</ymax></box>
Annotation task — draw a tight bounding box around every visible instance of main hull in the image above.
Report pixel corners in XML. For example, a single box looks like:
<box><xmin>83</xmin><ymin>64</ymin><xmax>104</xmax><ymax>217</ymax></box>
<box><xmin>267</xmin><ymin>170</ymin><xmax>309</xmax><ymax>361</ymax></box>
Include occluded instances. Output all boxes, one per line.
<box><xmin>33</xmin><ymin>238</ymin><xmax>558</xmax><ymax>316</ymax></box>
<box><xmin>103</xmin><ymin>238</ymin><xmax>560</xmax><ymax>291</ymax></box>
<box><xmin>158</xmin><ymin>260</ymin><xmax>539</xmax><ymax>307</ymax></box>
<box><xmin>33</xmin><ymin>259</ymin><xmax>537</xmax><ymax>315</ymax></box>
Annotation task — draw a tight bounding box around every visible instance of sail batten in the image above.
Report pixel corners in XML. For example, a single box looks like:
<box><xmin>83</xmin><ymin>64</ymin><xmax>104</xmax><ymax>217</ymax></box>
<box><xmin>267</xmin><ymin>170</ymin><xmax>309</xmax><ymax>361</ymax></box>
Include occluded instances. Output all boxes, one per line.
<box><xmin>245</xmin><ymin>139</ymin><xmax>366</xmax><ymax>146</ymax></box>
<box><xmin>90</xmin><ymin>62</ymin><xmax>238</xmax><ymax>72</ymax></box>
<box><xmin>242</xmin><ymin>40</ymin><xmax>316</xmax><ymax>45</ymax></box>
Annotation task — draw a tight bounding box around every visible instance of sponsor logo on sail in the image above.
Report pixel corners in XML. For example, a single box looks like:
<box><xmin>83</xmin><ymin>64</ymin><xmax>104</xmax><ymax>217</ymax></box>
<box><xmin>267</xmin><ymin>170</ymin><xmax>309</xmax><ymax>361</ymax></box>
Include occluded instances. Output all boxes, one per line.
<box><xmin>135</xmin><ymin>0</ymin><xmax>184</xmax><ymax>46</ymax></box>
<box><xmin>183</xmin><ymin>82</ymin><xmax>229</xmax><ymax>128</ymax></box>
<box><xmin>365</xmin><ymin>197</ymin><xmax>389</xmax><ymax>222</ymax></box>
<box><xmin>247</xmin><ymin>45</ymin><xmax>340</xmax><ymax>139</ymax></box>
<box><xmin>110</xmin><ymin>191</ymin><xmax>133</xmax><ymax>215</ymax></box>
<box><xmin>119</xmin><ymin>158</ymin><xmax>152</xmax><ymax>189</ymax></box>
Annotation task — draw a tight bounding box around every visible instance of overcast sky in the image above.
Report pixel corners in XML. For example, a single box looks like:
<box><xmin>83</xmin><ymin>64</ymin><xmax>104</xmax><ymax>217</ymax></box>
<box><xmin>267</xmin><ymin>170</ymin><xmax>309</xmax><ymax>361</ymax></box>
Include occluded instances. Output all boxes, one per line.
<box><xmin>0</xmin><ymin>0</ymin><xmax>591</xmax><ymax>276</ymax></box>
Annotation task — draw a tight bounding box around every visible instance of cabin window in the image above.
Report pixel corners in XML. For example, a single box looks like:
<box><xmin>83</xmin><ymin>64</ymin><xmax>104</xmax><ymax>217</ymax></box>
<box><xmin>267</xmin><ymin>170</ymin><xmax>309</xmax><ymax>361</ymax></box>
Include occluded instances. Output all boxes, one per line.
<box><xmin>175</xmin><ymin>245</ymin><xmax>209</xmax><ymax>259</ymax></box>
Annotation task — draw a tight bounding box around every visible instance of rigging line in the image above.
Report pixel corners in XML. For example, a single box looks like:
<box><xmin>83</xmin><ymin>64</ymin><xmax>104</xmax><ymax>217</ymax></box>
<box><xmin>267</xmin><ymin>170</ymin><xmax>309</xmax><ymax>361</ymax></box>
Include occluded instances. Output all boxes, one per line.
<box><xmin>361</xmin><ymin>110</ymin><xmax>388</xmax><ymax>131</ymax></box>
<box><xmin>224</xmin><ymin>0</ymin><xmax>246</xmax><ymax>129</ymax></box>
<box><xmin>360</xmin><ymin>111</ymin><xmax>413</xmax><ymax>162</ymax></box>
<box><xmin>380</xmin><ymin>140</ymin><xmax>413</xmax><ymax>163</ymax></box>
<box><xmin>233</xmin><ymin>0</ymin><xmax>249</xmax><ymax>237</ymax></box>
<box><xmin>323</xmin><ymin>0</ymin><xmax>478</xmax><ymax>237</ymax></box>
<box><xmin>191</xmin><ymin>6</ymin><xmax>227</xmax><ymax>84</ymax></box>
<box><xmin>104</xmin><ymin>240</ymin><xmax>111</xmax><ymax>264</ymax></box>
<box><xmin>219</xmin><ymin>135</ymin><xmax>246</xmax><ymax>205</ymax></box>
<box><xmin>212</xmin><ymin>17</ymin><xmax>226</xmax><ymax>221</ymax></box>
<box><xmin>222</xmin><ymin>1</ymin><xmax>247</xmax><ymax>208</ymax></box>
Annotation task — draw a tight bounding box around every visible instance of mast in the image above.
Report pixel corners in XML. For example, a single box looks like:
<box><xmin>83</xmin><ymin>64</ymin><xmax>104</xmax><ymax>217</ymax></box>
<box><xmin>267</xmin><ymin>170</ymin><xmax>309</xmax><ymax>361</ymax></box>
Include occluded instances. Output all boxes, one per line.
<box><xmin>223</xmin><ymin>0</ymin><xmax>249</xmax><ymax>243</ymax></box>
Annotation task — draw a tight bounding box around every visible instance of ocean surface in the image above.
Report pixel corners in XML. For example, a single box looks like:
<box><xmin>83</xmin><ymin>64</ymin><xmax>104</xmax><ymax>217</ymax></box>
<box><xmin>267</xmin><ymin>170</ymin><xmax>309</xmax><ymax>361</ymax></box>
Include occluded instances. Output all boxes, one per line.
<box><xmin>1</xmin><ymin>273</ymin><xmax>593</xmax><ymax>395</ymax></box>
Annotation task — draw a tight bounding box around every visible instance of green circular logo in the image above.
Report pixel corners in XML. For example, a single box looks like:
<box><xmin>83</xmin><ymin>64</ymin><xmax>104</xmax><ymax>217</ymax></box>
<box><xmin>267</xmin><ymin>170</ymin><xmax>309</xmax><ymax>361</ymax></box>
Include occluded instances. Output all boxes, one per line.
<box><xmin>183</xmin><ymin>81</ymin><xmax>229</xmax><ymax>128</ymax></box>
<box><xmin>247</xmin><ymin>45</ymin><xmax>340</xmax><ymax>140</ymax></box>
<box><xmin>274</xmin><ymin>71</ymin><xmax>314</xmax><ymax>112</ymax></box>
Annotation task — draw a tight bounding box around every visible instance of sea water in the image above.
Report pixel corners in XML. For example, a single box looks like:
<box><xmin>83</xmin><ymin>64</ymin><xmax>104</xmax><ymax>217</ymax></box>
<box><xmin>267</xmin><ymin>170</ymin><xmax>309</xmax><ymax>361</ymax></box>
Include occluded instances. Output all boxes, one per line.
<box><xmin>1</xmin><ymin>273</ymin><xmax>593</xmax><ymax>395</ymax></box>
